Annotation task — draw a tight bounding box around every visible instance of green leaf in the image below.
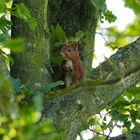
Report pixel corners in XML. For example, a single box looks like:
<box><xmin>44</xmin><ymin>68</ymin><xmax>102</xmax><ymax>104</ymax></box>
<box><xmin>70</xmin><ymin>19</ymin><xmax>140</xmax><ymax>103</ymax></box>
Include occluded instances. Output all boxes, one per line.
<box><xmin>11</xmin><ymin>3</ymin><xmax>36</xmax><ymax>30</ymax></box>
<box><xmin>0</xmin><ymin>0</ymin><xmax>7</xmax><ymax>13</ymax></box>
<box><xmin>130</xmin><ymin>99</ymin><xmax>140</xmax><ymax>104</ymax></box>
<box><xmin>3</xmin><ymin>38</ymin><xmax>24</xmax><ymax>52</ymax></box>
<box><xmin>68</xmin><ymin>31</ymin><xmax>84</xmax><ymax>43</ymax></box>
<box><xmin>91</xmin><ymin>0</ymin><xmax>107</xmax><ymax>11</ymax></box>
<box><xmin>124</xmin><ymin>0</ymin><xmax>140</xmax><ymax>14</ymax></box>
<box><xmin>103</xmin><ymin>10</ymin><xmax>117</xmax><ymax>23</ymax></box>
<box><xmin>11</xmin><ymin>77</ymin><xmax>21</xmax><ymax>93</ymax></box>
<box><xmin>40</xmin><ymin>81</ymin><xmax>63</xmax><ymax>93</ymax></box>
<box><xmin>0</xmin><ymin>16</ymin><xmax>11</xmax><ymax>32</ymax></box>
<box><xmin>111</xmin><ymin>110</ymin><xmax>127</xmax><ymax>122</ymax></box>
<box><xmin>0</xmin><ymin>32</ymin><xmax>10</xmax><ymax>44</ymax></box>
<box><xmin>5</xmin><ymin>54</ymin><xmax>14</xmax><ymax>67</ymax></box>
<box><xmin>135</xmin><ymin>123</ymin><xmax>140</xmax><ymax>132</ymax></box>
<box><xmin>75</xmin><ymin>31</ymin><xmax>84</xmax><ymax>39</ymax></box>
<box><xmin>90</xmin><ymin>116</ymin><xmax>99</xmax><ymax>125</ymax></box>
<box><xmin>50</xmin><ymin>25</ymin><xmax>66</xmax><ymax>47</ymax></box>
<box><xmin>95</xmin><ymin>126</ymin><xmax>102</xmax><ymax>133</ymax></box>
<box><xmin>51</xmin><ymin>54</ymin><xmax>62</xmax><ymax>65</ymax></box>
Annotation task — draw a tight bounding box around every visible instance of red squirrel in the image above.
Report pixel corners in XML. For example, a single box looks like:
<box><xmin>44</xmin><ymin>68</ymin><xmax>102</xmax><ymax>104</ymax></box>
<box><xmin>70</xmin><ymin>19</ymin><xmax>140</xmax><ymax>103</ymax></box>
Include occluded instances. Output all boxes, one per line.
<box><xmin>60</xmin><ymin>43</ymin><xmax>84</xmax><ymax>88</ymax></box>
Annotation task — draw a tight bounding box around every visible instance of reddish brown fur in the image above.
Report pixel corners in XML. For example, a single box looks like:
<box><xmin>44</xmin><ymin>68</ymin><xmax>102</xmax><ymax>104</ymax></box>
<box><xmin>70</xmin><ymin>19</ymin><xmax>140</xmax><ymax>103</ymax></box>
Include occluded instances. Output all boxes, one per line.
<box><xmin>60</xmin><ymin>43</ymin><xmax>84</xmax><ymax>87</ymax></box>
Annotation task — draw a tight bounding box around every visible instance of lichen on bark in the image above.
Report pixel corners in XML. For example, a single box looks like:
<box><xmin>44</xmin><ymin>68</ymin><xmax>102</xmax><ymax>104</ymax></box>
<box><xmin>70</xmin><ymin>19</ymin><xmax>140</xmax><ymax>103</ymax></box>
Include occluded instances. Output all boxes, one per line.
<box><xmin>11</xmin><ymin>0</ymin><xmax>51</xmax><ymax>87</ymax></box>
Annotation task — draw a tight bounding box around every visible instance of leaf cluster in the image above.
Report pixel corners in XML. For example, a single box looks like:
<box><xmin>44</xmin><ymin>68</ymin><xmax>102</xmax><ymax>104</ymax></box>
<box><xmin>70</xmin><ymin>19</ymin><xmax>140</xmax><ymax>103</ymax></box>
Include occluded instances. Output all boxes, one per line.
<box><xmin>78</xmin><ymin>83</ymin><xmax>140</xmax><ymax>140</ymax></box>
<box><xmin>90</xmin><ymin>0</ymin><xmax>117</xmax><ymax>23</ymax></box>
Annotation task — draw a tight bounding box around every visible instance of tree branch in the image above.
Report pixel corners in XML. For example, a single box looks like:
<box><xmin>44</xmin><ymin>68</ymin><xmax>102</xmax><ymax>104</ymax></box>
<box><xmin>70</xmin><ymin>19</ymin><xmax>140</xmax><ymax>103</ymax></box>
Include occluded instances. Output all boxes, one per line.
<box><xmin>43</xmin><ymin>38</ymin><xmax>140</xmax><ymax>140</ymax></box>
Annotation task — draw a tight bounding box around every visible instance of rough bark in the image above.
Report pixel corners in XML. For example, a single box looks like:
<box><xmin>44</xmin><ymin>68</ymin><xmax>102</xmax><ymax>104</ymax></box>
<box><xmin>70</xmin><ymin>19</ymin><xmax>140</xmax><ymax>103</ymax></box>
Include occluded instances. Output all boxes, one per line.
<box><xmin>43</xmin><ymin>38</ymin><xmax>140</xmax><ymax>140</ymax></box>
<box><xmin>0</xmin><ymin>52</ymin><xmax>17</xmax><ymax>116</ymax></box>
<box><xmin>11</xmin><ymin>0</ymin><xmax>51</xmax><ymax>87</ymax></box>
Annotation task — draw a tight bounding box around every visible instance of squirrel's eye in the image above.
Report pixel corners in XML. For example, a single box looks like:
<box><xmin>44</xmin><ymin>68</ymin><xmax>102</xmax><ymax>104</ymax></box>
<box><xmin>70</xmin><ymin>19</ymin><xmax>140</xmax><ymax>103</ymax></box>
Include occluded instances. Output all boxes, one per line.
<box><xmin>68</xmin><ymin>48</ymin><xmax>71</xmax><ymax>52</ymax></box>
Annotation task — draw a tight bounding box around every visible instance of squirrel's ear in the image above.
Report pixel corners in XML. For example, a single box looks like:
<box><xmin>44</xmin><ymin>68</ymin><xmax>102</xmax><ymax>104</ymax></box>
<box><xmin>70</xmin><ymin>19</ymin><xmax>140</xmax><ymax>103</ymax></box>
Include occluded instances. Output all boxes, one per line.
<box><xmin>72</xmin><ymin>42</ymin><xmax>78</xmax><ymax>50</ymax></box>
<box><xmin>64</xmin><ymin>38</ymin><xmax>68</xmax><ymax>45</ymax></box>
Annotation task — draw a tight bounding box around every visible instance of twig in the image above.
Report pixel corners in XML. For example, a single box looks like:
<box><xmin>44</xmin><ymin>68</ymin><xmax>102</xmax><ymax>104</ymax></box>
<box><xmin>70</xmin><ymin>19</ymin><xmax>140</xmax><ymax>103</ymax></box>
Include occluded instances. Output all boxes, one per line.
<box><xmin>96</xmin><ymin>32</ymin><xmax>115</xmax><ymax>49</ymax></box>
<box><xmin>88</xmin><ymin>127</ymin><xmax>111</xmax><ymax>139</ymax></box>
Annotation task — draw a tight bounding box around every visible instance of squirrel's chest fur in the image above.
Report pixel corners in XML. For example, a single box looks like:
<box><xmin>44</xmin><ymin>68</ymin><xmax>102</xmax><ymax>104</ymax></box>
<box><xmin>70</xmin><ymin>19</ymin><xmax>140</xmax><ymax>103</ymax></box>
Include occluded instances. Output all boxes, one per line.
<box><xmin>65</xmin><ymin>60</ymin><xmax>73</xmax><ymax>87</ymax></box>
<box><xmin>65</xmin><ymin>59</ymin><xmax>73</xmax><ymax>70</ymax></box>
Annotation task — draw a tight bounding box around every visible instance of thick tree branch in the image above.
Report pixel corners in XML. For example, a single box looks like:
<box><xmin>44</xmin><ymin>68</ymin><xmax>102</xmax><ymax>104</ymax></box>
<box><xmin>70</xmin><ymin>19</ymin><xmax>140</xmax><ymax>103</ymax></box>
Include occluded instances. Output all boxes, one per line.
<box><xmin>43</xmin><ymin>38</ymin><xmax>140</xmax><ymax>140</ymax></box>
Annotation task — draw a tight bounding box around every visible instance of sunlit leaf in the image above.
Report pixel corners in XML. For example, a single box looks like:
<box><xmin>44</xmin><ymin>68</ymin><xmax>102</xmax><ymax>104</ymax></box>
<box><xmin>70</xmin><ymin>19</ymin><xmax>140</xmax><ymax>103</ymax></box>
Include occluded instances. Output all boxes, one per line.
<box><xmin>0</xmin><ymin>16</ymin><xmax>11</xmax><ymax>32</ymax></box>
<box><xmin>3</xmin><ymin>38</ymin><xmax>24</xmax><ymax>52</ymax></box>
<box><xmin>8</xmin><ymin>128</ymin><xmax>16</xmax><ymax>138</ymax></box>
<box><xmin>103</xmin><ymin>10</ymin><xmax>117</xmax><ymax>23</ymax></box>
<box><xmin>0</xmin><ymin>0</ymin><xmax>7</xmax><ymax>13</ymax></box>
<box><xmin>95</xmin><ymin>126</ymin><xmax>102</xmax><ymax>133</ymax></box>
<box><xmin>0</xmin><ymin>127</ymin><xmax>6</xmax><ymax>134</ymax></box>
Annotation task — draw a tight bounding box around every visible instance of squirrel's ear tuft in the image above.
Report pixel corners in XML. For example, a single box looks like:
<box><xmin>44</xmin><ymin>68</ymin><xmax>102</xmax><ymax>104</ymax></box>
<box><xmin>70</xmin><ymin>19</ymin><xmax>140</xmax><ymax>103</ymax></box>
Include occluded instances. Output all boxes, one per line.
<box><xmin>64</xmin><ymin>38</ymin><xmax>68</xmax><ymax>46</ymax></box>
<box><xmin>72</xmin><ymin>42</ymin><xmax>78</xmax><ymax>50</ymax></box>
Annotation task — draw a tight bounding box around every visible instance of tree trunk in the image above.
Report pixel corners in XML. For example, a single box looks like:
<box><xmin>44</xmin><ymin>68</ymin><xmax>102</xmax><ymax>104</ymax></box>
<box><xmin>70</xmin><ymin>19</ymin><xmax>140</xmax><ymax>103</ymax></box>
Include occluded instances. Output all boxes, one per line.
<box><xmin>11</xmin><ymin>0</ymin><xmax>51</xmax><ymax>87</ymax></box>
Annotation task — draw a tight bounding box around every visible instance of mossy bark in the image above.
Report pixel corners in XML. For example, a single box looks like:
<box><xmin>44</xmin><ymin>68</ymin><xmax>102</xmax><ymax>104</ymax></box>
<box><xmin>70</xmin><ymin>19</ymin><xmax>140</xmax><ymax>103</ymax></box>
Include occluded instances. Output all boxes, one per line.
<box><xmin>11</xmin><ymin>0</ymin><xmax>51</xmax><ymax>87</ymax></box>
<box><xmin>48</xmin><ymin>0</ymin><xmax>98</xmax><ymax>77</ymax></box>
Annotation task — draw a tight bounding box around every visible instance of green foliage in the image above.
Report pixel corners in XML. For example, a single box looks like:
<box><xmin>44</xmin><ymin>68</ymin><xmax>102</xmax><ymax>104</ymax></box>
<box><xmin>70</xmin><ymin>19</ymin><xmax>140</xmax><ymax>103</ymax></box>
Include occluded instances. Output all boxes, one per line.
<box><xmin>0</xmin><ymin>0</ymin><xmax>36</xmax><ymax>67</ymax></box>
<box><xmin>5</xmin><ymin>77</ymin><xmax>64</xmax><ymax>139</ymax></box>
<box><xmin>80</xmin><ymin>83</ymin><xmax>140</xmax><ymax>140</ymax></box>
<box><xmin>103</xmin><ymin>10</ymin><xmax>117</xmax><ymax>23</ymax></box>
<box><xmin>3</xmin><ymin>38</ymin><xmax>24</xmax><ymax>52</ymax></box>
<box><xmin>123</xmin><ymin>0</ymin><xmax>140</xmax><ymax>14</ymax></box>
<box><xmin>0</xmin><ymin>0</ymin><xmax>7</xmax><ymax>13</ymax></box>
<box><xmin>39</xmin><ymin>81</ymin><xmax>63</xmax><ymax>93</ymax></box>
<box><xmin>91</xmin><ymin>0</ymin><xmax>106</xmax><ymax>11</ymax></box>
<box><xmin>0</xmin><ymin>108</ymin><xmax>63</xmax><ymax>140</ymax></box>
<box><xmin>67</xmin><ymin>31</ymin><xmax>84</xmax><ymax>43</ymax></box>
<box><xmin>104</xmin><ymin>18</ymin><xmax>140</xmax><ymax>49</ymax></box>
<box><xmin>11</xmin><ymin>77</ymin><xmax>21</xmax><ymax>93</ymax></box>
<box><xmin>50</xmin><ymin>24</ymin><xmax>66</xmax><ymax>47</ymax></box>
<box><xmin>0</xmin><ymin>15</ymin><xmax>11</xmax><ymax>36</ymax></box>
<box><xmin>0</xmin><ymin>16</ymin><xmax>11</xmax><ymax>44</ymax></box>
<box><xmin>11</xmin><ymin>3</ymin><xmax>36</xmax><ymax>30</ymax></box>
<box><xmin>11</xmin><ymin>77</ymin><xmax>63</xmax><ymax>95</ymax></box>
<box><xmin>102</xmin><ymin>1</ymin><xmax>140</xmax><ymax>50</ymax></box>
<box><xmin>90</xmin><ymin>0</ymin><xmax>117</xmax><ymax>23</ymax></box>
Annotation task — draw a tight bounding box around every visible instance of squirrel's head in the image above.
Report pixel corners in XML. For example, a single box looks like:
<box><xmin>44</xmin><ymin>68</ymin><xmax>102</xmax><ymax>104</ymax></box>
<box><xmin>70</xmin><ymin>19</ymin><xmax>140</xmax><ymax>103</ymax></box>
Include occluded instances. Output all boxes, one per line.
<box><xmin>60</xmin><ymin>43</ymin><xmax>78</xmax><ymax>60</ymax></box>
